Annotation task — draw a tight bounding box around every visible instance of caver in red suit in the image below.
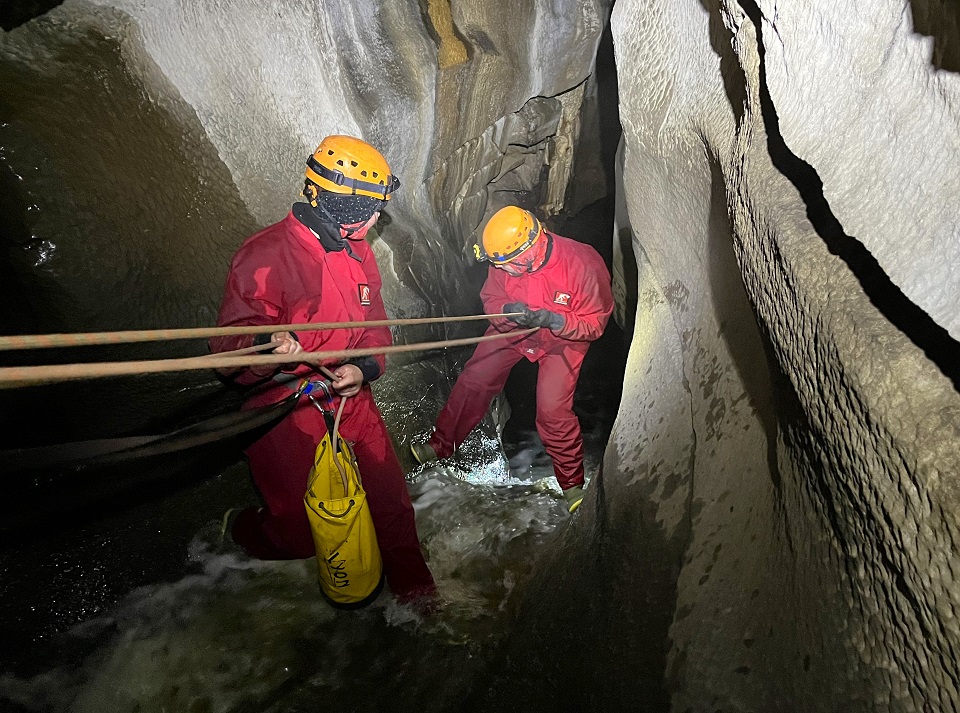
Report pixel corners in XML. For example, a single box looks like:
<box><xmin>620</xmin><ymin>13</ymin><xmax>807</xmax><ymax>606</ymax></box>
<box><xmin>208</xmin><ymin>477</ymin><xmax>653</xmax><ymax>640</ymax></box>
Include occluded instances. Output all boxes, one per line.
<box><xmin>423</xmin><ymin>209</ymin><xmax>613</xmax><ymax>504</ymax></box>
<box><xmin>210</xmin><ymin>136</ymin><xmax>434</xmax><ymax>603</ymax></box>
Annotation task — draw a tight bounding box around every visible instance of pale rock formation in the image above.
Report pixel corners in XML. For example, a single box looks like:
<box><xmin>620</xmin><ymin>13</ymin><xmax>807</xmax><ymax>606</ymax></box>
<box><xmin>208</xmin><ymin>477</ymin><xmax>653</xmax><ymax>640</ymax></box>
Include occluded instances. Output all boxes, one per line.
<box><xmin>495</xmin><ymin>0</ymin><xmax>960</xmax><ymax>711</ymax></box>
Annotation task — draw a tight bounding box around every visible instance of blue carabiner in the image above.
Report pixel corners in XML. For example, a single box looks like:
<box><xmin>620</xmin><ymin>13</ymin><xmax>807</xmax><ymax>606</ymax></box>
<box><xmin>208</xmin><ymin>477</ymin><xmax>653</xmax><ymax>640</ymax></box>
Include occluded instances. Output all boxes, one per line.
<box><xmin>303</xmin><ymin>378</ymin><xmax>335</xmax><ymax>415</ymax></box>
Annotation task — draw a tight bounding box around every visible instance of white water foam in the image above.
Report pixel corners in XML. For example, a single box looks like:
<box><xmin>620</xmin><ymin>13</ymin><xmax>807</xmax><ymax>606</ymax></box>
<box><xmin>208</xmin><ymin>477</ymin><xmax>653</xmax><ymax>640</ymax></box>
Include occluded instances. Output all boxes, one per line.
<box><xmin>0</xmin><ymin>467</ymin><xmax>573</xmax><ymax>713</ymax></box>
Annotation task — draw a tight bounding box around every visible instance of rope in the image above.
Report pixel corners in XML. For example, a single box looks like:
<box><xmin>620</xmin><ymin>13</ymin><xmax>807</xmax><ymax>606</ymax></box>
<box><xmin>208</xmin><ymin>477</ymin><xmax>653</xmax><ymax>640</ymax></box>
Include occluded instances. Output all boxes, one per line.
<box><xmin>0</xmin><ymin>313</ymin><xmax>523</xmax><ymax>351</ymax></box>
<box><xmin>0</xmin><ymin>328</ymin><xmax>538</xmax><ymax>389</ymax></box>
<box><xmin>193</xmin><ymin>340</ymin><xmax>284</xmax><ymax>359</ymax></box>
<box><xmin>1</xmin><ymin>393</ymin><xmax>300</xmax><ymax>472</ymax></box>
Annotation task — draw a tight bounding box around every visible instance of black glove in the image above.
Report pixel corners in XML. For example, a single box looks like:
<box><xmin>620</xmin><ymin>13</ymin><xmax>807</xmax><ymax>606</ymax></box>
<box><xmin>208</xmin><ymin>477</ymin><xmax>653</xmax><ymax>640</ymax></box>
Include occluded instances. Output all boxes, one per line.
<box><xmin>524</xmin><ymin>308</ymin><xmax>565</xmax><ymax>331</ymax></box>
<box><xmin>503</xmin><ymin>302</ymin><xmax>529</xmax><ymax>324</ymax></box>
<box><xmin>505</xmin><ymin>303</ymin><xmax>564</xmax><ymax>331</ymax></box>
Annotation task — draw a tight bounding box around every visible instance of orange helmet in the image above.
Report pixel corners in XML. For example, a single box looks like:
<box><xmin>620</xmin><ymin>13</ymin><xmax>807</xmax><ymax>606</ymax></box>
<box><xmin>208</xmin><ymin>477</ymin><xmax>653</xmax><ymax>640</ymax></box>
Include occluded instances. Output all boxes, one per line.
<box><xmin>474</xmin><ymin>206</ymin><xmax>544</xmax><ymax>263</ymax></box>
<box><xmin>303</xmin><ymin>135</ymin><xmax>400</xmax><ymax>206</ymax></box>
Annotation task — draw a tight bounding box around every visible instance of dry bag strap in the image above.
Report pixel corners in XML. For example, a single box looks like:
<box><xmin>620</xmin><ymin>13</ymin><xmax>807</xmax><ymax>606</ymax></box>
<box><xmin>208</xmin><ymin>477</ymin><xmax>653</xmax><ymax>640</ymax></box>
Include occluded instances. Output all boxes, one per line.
<box><xmin>316</xmin><ymin>498</ymin><xmax>356</xmax><ymax>519</ymax></box>
<box><xmin>294</xmin><ymin>373</ymin><xmax>353</xmax><ymax>495</ymax></box>
<box><xmin>330</xmin><ymin>396</ymin><xmax>350</xmax><ymax>494</ymax></box>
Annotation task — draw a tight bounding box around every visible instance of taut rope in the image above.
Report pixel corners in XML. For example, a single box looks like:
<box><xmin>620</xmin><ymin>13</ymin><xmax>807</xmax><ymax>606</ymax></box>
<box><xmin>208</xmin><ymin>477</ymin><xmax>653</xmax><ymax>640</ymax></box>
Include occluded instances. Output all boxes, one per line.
<box><xmin>0</xmin><ymin>327</ymin><xmax>537</xmax><ymax>389</ymax></box>
<box><xmin>0</xmin><ymin>313</ymin><xmax>522</xmax><ymax>351</ymax></box>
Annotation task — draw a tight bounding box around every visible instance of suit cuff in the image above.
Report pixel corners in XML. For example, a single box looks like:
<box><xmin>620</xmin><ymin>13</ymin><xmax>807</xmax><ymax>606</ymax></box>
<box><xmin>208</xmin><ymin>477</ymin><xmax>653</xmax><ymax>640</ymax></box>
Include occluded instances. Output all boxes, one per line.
<box><xmin>346</xmin><ymin>356</ymin><xmax>381</xmax><ymax>383</ymax></box>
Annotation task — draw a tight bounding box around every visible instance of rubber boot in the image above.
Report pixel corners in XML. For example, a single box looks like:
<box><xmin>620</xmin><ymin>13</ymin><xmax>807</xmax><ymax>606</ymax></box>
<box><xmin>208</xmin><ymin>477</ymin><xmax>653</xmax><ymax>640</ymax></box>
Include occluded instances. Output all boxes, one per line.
<box><xmin>562</xmin><ymin>485</ymin><xmax>585</xmax><ymax>513</ymax></box>
<box><xmin>410</xmin><ymin>441</ymin><xmax>439</xmax><ymax>465</ymax></box>
<box><xmin>218</xmin><ymin>507</ymin><xmax>244</xmax><ymax>552</ymax></box>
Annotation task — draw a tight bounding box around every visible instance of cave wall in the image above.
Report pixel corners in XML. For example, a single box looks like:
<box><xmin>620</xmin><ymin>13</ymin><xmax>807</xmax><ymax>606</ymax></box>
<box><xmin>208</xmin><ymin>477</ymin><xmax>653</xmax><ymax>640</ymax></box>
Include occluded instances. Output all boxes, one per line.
<box><xmin>480</xmin><ymin>0</ymin><xmax>960</xmax><ymax>710</ymax></box>
<box><xmin>71</xmin><ymin>0</ymin><xmax>610</xmax><ymax>318</ymax></box>
<box><xmin>0</xmin><ymin>0</ymin><xmax>611</xmax><ymax>441</ymax></box>
<box><xmin>592</xmin><ymin>0</ymin><xmax>960</xmax><ymax>709</ymax></box>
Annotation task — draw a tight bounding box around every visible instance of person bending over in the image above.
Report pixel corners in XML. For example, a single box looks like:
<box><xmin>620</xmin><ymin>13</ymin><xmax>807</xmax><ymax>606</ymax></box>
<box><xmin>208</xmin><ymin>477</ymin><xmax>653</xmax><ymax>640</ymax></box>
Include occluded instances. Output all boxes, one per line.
<box><xmin>411</xmin><ymin>205</ymin><xmax>614</xmax><ymax>513</ymax></box>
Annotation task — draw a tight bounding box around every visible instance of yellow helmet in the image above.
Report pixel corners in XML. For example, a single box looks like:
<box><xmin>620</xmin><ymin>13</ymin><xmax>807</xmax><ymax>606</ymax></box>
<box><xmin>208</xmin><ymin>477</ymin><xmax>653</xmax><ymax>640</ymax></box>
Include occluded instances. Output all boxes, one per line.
<box><xmin>304</xmin><ymin>135</ymin><xmax>400</xmax><ymax>205</ymax></box>
<box><xmin>474</xmin><ymin>206</ymin><xmax>544</xmax><ymax>263</ymax></box>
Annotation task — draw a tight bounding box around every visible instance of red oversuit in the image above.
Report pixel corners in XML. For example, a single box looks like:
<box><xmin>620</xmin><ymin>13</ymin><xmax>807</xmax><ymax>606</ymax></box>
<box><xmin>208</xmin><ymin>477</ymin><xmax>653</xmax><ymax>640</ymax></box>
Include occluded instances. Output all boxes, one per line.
<box><xmin>428</xmin><ymin>232</ymin><xmax>614</xmax><ymax>489</ymax></box>
<box><xmin>211</xmin><ymin>211</ymin><xmax>434</xmax><ymax>601</ymax></box>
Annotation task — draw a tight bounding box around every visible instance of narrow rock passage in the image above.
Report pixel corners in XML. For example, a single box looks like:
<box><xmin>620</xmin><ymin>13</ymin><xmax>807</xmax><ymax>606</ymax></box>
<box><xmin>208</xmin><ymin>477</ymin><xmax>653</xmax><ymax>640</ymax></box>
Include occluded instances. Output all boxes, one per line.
<box><xmin>0</xmin><ymin>198</ymin><xmax>629</xmax><ymax>713</ymax></box>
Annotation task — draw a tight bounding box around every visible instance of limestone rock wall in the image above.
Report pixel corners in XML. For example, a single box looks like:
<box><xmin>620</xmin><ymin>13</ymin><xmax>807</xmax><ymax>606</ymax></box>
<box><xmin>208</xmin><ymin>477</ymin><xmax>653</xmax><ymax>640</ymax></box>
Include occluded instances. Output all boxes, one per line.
<box><xmin>578</xmin><ymin>0</ymin><xmax>960</xmax><ymax>709</ymax></box>
<box><xmin>72</xmin><ymin>0</ymin><xmax>609</xmax><ymax>319</ymax></box>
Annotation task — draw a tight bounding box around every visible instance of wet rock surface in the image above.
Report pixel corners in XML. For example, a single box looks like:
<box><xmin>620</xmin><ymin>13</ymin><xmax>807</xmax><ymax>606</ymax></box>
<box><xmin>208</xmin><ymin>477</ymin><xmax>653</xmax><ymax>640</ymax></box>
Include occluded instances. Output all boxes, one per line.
<box><xmin>521</xmin><ymin>0</ymin><xmax>960</xmax><ymax>710</ymax></box>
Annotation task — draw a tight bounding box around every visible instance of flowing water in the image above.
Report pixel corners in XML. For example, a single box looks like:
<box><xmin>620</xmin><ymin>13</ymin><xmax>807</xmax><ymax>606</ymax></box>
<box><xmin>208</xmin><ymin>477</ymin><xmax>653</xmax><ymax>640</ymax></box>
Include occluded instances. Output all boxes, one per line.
<box><xmin>0</xmin><ymin>440</ymin><xmax>581</xmax><ymax>713</ymax></box>
<box><xmin>0</xmin><ymin>324</ymin><xmax>622</xmax><ymax>713</ymax></box>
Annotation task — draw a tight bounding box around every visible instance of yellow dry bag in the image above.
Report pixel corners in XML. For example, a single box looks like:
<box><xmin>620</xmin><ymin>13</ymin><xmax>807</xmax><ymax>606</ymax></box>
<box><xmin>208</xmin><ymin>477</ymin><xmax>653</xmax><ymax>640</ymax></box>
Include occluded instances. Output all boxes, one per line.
<box><xmin>303</xmin><ymin>400</ymin><xmax>383</xmax><ymax>608</ymax></box>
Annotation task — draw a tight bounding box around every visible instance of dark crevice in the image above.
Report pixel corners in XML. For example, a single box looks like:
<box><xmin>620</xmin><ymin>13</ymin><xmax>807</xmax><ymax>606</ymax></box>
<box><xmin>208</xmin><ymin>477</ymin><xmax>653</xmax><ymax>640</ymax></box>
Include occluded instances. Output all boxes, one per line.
<box><xmin>0</xmin><ymin>0</ymin><xmax>65</xmax><ymax>30</ymax></box>
<box><xmin>909</xmin><ymin>0</ymin><xmax>960</xmax><ymax>73</ymax></box>
<box><xmin>739</xmin><ymin>0</ymin><xmax>960</xmax><ymax>393</ymax></box>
